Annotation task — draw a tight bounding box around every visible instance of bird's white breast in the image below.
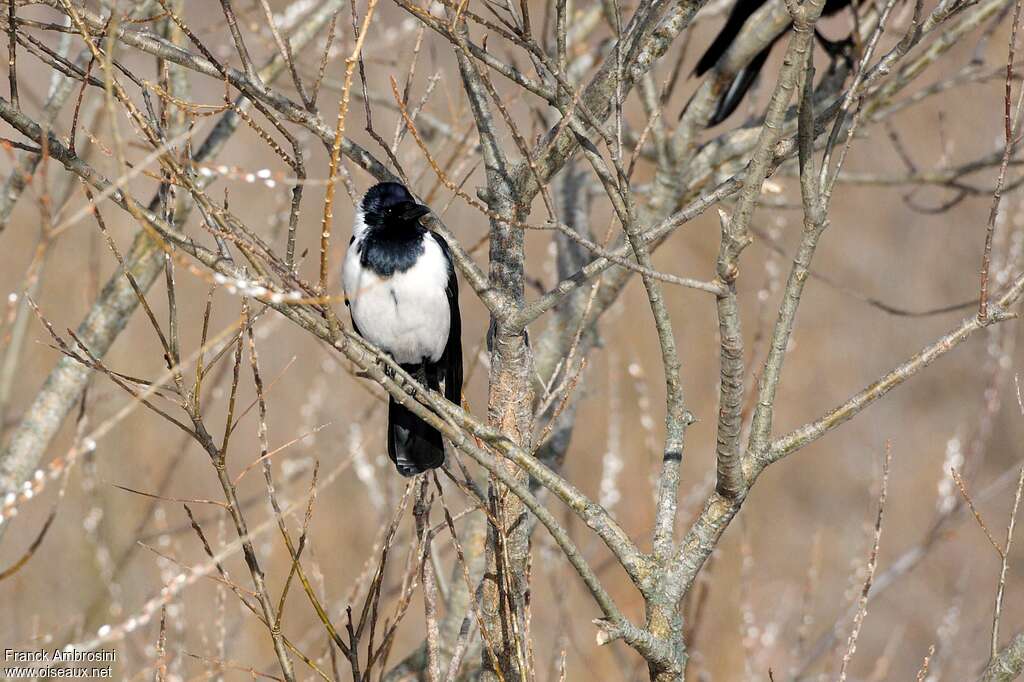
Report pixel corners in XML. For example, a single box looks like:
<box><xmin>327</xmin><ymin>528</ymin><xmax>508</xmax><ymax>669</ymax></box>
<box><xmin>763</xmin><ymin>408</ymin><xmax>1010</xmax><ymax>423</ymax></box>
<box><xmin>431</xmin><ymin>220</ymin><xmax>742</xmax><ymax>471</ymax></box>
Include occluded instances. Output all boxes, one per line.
<box><xmin>342</xmin><ymin>234</ymin><xmax>451</xmax><ymax>365</ymax></box>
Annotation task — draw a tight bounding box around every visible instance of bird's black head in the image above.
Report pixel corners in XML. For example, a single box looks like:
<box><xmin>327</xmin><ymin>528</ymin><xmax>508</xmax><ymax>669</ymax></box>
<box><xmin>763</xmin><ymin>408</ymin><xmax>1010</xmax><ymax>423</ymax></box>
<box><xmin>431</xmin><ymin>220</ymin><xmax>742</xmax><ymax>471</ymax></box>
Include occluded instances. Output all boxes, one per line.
<box><xmin>360</xmin><ymin>182</ymin><xmax>431</xmax><ymax>230</ymax></box>
<box><xmin>355</xmin><ymin>183</ymin><xmax>432</xmax><ymax>274</ymax></box>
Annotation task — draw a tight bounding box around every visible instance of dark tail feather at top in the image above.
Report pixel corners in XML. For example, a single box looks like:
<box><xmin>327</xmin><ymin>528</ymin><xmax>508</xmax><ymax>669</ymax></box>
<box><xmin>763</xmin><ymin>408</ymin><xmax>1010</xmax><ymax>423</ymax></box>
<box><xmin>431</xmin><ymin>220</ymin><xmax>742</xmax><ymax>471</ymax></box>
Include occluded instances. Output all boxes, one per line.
<box><xmin>387</xmin><ymin>367</ymin><xmax>444</xmax><ymax>477</ymax></box>
<box><xmin>694</xmin><ymin>14</ymin><xmax>743</xmax><ymax>77</ymax></box>
<box><xmin>706</xmin><ymin>44</ymin><xmax>771</xmax><ymax>126</ymax></box>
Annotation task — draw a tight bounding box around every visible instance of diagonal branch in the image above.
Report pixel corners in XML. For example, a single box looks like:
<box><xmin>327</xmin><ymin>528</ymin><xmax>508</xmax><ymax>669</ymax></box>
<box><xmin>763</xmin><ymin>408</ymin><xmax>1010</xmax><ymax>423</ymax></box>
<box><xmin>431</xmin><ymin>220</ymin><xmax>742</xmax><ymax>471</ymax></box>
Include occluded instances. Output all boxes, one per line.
<box><xmin>0</xmin><ymin>0</ymin><xmax>343</xmax><ymax>496</ymax></box>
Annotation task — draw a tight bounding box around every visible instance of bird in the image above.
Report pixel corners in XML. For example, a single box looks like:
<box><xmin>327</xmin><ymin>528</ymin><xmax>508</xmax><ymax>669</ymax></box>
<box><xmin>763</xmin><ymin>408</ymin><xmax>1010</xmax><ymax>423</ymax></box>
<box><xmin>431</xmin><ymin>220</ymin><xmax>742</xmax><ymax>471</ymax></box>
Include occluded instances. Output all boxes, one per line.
<box><xmin>692</xmin><ymin>0</ymin><xmax>852</xmax><ymax>126</ymax></box>
<box><xmin>342</xmin><ymin>182</ymin><xmax>463</xmax><ymax>477</ymax></box>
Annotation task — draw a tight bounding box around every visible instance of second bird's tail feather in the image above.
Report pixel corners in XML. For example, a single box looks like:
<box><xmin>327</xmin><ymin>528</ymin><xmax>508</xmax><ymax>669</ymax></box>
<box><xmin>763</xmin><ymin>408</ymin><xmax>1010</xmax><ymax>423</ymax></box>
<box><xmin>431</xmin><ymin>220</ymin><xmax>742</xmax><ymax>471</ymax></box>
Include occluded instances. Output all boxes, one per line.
<box><xmin>705</xmin><ymin>45</ymin><xmax>771</xmax><ymax>126</ymax></box>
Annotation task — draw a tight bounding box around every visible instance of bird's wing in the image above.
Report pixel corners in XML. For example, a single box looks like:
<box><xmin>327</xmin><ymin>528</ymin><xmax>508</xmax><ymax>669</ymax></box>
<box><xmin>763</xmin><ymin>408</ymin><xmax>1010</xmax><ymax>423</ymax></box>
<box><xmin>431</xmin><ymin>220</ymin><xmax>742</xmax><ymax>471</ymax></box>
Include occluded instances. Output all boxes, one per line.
<box><xmin>343</xmin><ymin>234</ymin><xmax>361</xmax><ymax>334</ymax></box>
<box><xmin>706</xmin><ymin>43</ymin><xmax>772</xmax><ymax>125</ymax></box>
<box><xmin>349</xmin><ymin>310</ymin><xmax>364</xmax><ymax>338</ymax></box>
<box><xmin>695</xmin><ymin>0</ymin><xmax>767</xmax><ymax>76</ymax></box>
<box><xmin>431</xmin><ymin>232</ymin><xmax>463</xmax><ymax>405</ymax></box>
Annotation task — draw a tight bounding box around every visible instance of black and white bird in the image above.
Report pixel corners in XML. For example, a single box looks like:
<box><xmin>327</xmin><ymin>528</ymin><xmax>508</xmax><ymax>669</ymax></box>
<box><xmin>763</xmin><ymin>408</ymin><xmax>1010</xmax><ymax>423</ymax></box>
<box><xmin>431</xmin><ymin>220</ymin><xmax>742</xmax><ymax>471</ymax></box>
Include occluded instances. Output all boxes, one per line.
<box><xmin>342</xmin><ymin>182</ymin><xmax>463</xmax><ymax>477</ymax></box>
<box><xmin>691</xmin><ymin>0</ymin><xmax>852</xmax><ymax>126</ymax></box>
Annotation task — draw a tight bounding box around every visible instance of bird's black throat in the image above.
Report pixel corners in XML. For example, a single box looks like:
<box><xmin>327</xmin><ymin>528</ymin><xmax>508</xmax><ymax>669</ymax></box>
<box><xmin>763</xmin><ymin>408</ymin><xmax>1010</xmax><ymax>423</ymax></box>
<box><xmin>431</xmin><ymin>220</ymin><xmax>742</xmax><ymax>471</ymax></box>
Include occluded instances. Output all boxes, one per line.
<box><xmin>358</xmin><ymin>222</ymin><xmax>427</xmax><ymax>278</ymax></box>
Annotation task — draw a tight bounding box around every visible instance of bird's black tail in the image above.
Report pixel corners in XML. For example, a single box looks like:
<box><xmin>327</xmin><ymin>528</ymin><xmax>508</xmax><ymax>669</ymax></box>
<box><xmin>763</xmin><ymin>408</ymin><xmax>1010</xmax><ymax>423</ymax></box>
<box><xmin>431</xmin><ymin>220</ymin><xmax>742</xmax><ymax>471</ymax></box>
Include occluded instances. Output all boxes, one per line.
<box><xmin>387</xmin><ymin>366</ymin><xmax>445</xmax><ymax>477</ymax></box>
<box><xmin>705</xmin><ymin>44</ymin><xmax>772</xmax><ymax>126</ymax></box>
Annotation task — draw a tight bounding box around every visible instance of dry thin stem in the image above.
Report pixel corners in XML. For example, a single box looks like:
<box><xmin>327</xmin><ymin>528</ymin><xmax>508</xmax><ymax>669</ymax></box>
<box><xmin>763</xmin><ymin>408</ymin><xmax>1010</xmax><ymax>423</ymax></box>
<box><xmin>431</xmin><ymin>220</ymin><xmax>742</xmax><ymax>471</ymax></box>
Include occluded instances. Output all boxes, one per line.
<box><xmin>318</xmin><ymin>0</ymin><xmax>379</xmax><ymax>293</ymax></box>
<box><xmin>838</xmin><ymin>442</ymin><xmax>892</xmax><ymax>682</ymax></box>
<box><xmin>991</xmin><ymin>466</ymin><xmax>1024</xmax><ymax>658</ymax></box>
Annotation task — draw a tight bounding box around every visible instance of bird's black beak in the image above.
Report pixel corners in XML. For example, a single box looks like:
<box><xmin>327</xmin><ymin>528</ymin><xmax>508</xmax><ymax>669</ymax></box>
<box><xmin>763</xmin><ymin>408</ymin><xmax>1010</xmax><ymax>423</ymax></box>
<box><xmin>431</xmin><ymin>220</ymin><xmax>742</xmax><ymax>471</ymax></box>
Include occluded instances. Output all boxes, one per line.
<box><xmin>400</xmin><ymin>203</ymin><xmax>431</xmax><ymax>222</ymax></box>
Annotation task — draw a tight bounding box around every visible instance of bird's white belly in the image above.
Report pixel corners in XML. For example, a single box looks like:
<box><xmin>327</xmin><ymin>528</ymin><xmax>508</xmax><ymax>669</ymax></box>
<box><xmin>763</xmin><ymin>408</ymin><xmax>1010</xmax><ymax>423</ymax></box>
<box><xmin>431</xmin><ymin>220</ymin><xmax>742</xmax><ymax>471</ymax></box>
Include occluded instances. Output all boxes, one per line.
<box><xmin>343</xmin><ymin>247</ymin><xmax>450</xmax><ymax>364</ymax></box>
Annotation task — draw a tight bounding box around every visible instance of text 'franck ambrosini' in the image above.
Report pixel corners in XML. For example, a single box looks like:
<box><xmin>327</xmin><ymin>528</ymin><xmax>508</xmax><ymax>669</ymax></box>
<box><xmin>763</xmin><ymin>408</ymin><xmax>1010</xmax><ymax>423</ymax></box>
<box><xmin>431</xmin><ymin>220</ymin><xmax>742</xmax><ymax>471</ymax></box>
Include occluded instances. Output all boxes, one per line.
<box><xmin>5</xmin><ymin>649</ymin><xmax>118</xmax><ymax>662</ymax></box>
